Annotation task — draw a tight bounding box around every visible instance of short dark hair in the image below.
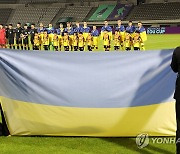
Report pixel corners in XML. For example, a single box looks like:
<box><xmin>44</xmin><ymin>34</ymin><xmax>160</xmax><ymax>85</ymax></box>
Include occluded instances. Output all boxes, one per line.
<box><xmin>129</xmin><ymin>21</ymin><xmax>132</xmax><ymax>23</ymax></box>
<box><xmin>31</xmin><ymin>23</ymin><xmax>35</xmax><ymax>26</ymax></box>
<box><xmin>138</xmin><ymin>21</ymin><xmax>142</xmax><ymax>24</ymax></box>
<box><xmin>17</xmin><ymin>22</ymin><xmax>21</xmax><ymax>25</ymax></box>
<box><xmin>9</xmin><ymin>24</ymin><xmax>13</xmax><ymax>26</ymax></box>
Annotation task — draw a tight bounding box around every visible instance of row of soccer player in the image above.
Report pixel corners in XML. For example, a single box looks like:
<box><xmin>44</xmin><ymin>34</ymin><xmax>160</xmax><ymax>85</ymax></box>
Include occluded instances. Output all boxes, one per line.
<box><xmin>0</xmin><ymin>20</ymin><xmax>147</xmax><ymax>51</ymax></box>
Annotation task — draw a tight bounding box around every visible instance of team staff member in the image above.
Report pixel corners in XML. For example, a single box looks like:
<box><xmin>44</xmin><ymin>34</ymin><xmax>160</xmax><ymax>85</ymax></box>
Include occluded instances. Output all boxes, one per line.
<box><xmin>170</xmin><ymin>47</ymin><xmax>180</xmax><ymax>154</ymax></box>
<box><xmin>15</xmin><ymin>22</ymin><xmax>23</xmax><ymax>50</ymax></box>
<box><xmin>137</xmin><ymin>21</ymin><xmax>147</xmax><ymax>50</ymax></box>
<box><xmin>91</xmin><ymin>26</ymin><xmax>99</xmax><ymax>50</ymax></box>
<box><xmin>7</xmin><ymin>24</ymin><xmax>15</xmax><ymax>49</ymax></box>
<box><xmin>21</xmin><ymin>24</ymin><xmax>30</xmax><ymax>50</ymax></box>
<box><xmin>30</xmin><ymin>24</ymin><xmax>37</xmax><ymax>50</ymax></box>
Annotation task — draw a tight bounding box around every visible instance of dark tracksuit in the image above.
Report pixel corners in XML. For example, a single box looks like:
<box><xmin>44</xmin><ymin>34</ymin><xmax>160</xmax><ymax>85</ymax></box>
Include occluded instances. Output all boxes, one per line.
<box><xmin>170</xmin><ymin>47</ymin><xmax>180</xmax><ymax>154</ymax></box>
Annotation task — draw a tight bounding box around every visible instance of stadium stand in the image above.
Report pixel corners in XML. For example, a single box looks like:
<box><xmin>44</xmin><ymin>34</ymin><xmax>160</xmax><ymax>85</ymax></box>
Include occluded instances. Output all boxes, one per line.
<box><xmin>9</xmin><ymin>5</ymin><xmax>60</xmax><ymax>26</ymax></box>
<box><xmin>0</xmin><ymin>9</ymin><xmax>13</xmax><ymax>24</ymax></box>
<box><xmin>127</xmin><ymin>2</ymin><xmax>180</xmax><ymax>20</ymax></box>
<box><xmin>59</xmin><ymin>5</ymin><xmax>92</xmax><ymax>22</ymax></box>
<box><xmin>0</xmin><ymin>0</ymin><xmax>17</xmax><ymax>3</ymax></box>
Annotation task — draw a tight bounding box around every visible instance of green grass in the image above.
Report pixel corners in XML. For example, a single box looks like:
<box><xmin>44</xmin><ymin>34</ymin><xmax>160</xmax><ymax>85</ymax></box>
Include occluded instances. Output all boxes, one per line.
<box><xmin>0</xmin><ymin>136</ymin><xmax>176</xmax><ymax>154</ymax></box>
<box><xmin>7</xmin><ymin>34</ymin><xmax>180</xmax><ymax>51</ymax></box>
<box><xmin>0</xmin><ymin>34</ymin><xmax>179</xmax><ymax>154</ymax></box>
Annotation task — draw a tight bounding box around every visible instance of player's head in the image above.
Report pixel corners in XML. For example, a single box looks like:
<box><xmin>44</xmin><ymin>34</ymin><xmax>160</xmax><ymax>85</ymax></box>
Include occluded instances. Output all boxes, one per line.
<box><xmin>35</xmin><ymin>32</ymin><xmax>38</xmax><ymax>36</ymax></box>
<box><xmin>49</xmin><ymin>23</ymin><xmax>52</xmax><ymax>28</ymax></box>
<box><xmin>54</xmin><ymin>31</ymin><xmax>57</xmax><ymax>36</ymax></box>
<box><xmin>9</xmin><ymin>24</ymin><xmax>13</xmax><ymax>29</ymax></box>
<box><xmin>135</xmin><ymin>30</ymin><xmax>140</xmax><ymax>36</ymax></box>
<box><xmin>138</xmin><ymin>21</ymin><xmax>142</xmax><ymax>28</ymax></box>
<box><xmin>64</xmin><ymin>32</ymin><xmax>68</xmax><ymax>36</ymax></box>
<box><xmin>44</xmin><ymin>30</ymin><xmax>48</xmax><ymax>36</ymax></box>
<box><xmin>83</xmin><ymin>22</ymin><xmax>87</xmax><ymax>27</ymax></box>
<box><xmin>117</xmin><ymin>20</ymin><xmax>122</xmax><ymax>26</ymax></box>
<box><xmin>31</xmin><ymin>23</ymin><xmax>35</xmax><ymax>29</ymax></box>
<box><xmin>5</xmin><ymin>25</ymin><xmax>8</xmax><ymax>28</ymax></box>
<box><xmin>0</xmin><ymin>24</ymin><xmax>3</xmax><ymax>29</ymax></box>
<box><xmin>126</xmin><ymin>32</ymin><xmax>130</xmax><ymax>38</ymax></box>
<box><xmin>24</xmin><ymin>24</ymin><xmax>28</xmax><ymax>29</ymax></box>
<box><xmin>79</xmin><ymin>32</ymin><xmax>83</xmax><ymax>36</ymax></box>
<box><xmin>40</xmin><ymin>23</ymin><xmax>43</xmax><ymax>27</ymax></box>
<box><xmin>104</xmin><ymin>21</ymin><xmax>108</xmax><ymax>26</ymax></box>
<box><xmin>17</xmin><ymin>22</ymin><xmax>21</xmax><ymax>28</ymax></box>
<box><xmin>60</xmin><ymin>23</ymin><xmax>63</xmax><ymax>28</ymax></box>
<box><xmin>74</xmin><ymin>32</ymin><xmax>77</xmax><ymax>36</ymax></box>
<box><xmin>128</xmin><ymin>21</ymin><xmax>133</xmax><ymax>27</ymax></box>
<box><xmin>115</xmin><ymin>30</ymin><xmax>119</xmax><ymax>35</ymax></box>
<box><xmin>67</xmin><ymin>22</ymin><xmax>71</xmax><ymax>27</ymax></box>
<box><xmin>93</xmin><ymin>26</ymin><xmax>96</xmax><ymax>30</ymax></box>
<box><xmin>76</xmin><ymin>21</ymin><xmax>80</xmax><ymax>27</ymax></box>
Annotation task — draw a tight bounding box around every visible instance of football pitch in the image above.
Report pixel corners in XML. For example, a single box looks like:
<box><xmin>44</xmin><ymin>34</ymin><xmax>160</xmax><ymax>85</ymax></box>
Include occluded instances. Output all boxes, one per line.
<box><xmin>0</xmin><ymin>34</ymin><xmax>179</xmax><ymax>154</ymax></box>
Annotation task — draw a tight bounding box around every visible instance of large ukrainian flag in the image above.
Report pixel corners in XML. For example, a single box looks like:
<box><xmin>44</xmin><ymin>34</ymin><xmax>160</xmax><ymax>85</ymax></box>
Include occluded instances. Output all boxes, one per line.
<box><xmin>0</xmin><ymin>49</ymin><xmax>177</xmax><ymax>136</ymax></box>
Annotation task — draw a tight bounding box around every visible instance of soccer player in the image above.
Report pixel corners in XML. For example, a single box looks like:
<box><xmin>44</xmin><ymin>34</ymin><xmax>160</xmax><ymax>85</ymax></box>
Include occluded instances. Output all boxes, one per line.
<box><xmin>133</xmin><ymin>31</ymin><xmax>141</xmax><ymax>51</ymax></box>
<box><xmin>101</xmin><ymin>21</ymin><xmax>112</xmax><ymax>42</ymax></box>
<box><xmin>74</xmin><ymin>21</ymin><xmax>83</xmax><ymax>34</ymax></box>
<box><xmin>114</xmin><ymin>30</ymin><xmax>121</xmax><ymax>51</ymax></box>
<box><xmin>0</xmin><ymin>24</ymin><xmax>6</xmax><ymax>48</ymax></box>
<box><xmin>91</xmin><ymin>26</ymin><xmax>99</xmax><ymax>50</ymax></box>
<box><xmin>63</xmin><ymin>32</ymin><xmax>70</xmax><ymax>51</ymax></box>
<box><xmin>30</xmin><ymin>24</ymin><xmax>37</xmax><ymax>50</ymax></box>
<box><xmin>103</xmin><ymin>31</ymin><xmax>110</xmax><ymax>51</ymax></box>
<box><xmin>125</xmin><ymin>32</ymin><xmax>132</xmax><ymax>51</ymax></box>
<box><xmin>37</xmin><ymin>23</ymin><xmax>45</xmax><ymax>50</ymax></box>
<box><xmin>46</xmin><ymin>23</ymin><xmax>55</xmax><ymax>49</ymax></box>
<box><xmin>115</xmin><ymin>20</ymin><xmax>125</xmax><ymax>50</ymax></box>
<box><xmin>78</xmin><ymin>32</ymin><xmax>85</xmax><ymax>51</ymax></box>
<box><xmin>82</xmin><ymin>22</ymin><xmax>90</xmax><ymax>41</ymax></box>
<box><xmin>7</xmin><ymin>24</ymin><xmax>15</xmax><ymax>49</ymax></box>
<box><xmin>22</xmin><ymin>24</ymin><xmax>30</xmax><ymax>50</ymax></box>
<box><xmin>33</xmin><ymin>32</ymin><xmax>40</xmax><ymax>50</ymax></box>
<box><xmin>56</xmin><ymin>23</ymin><xmax>64</xmax><ymax>51</ymax></box>
<box><xmin>73</xmin><ymin>33</ymin><xmax>78</xmax><ymax>51</ymax></box>
<box><xmin>42</xmin><ymin>31</ymin><xmax>49</xmax><ymax>50</ymax></box>
<box><xmin>52</xmin><ymin>32</ymin><xmax>59</xmax><ymax>51</ymax></box>
<box><xmin>87</xmin><ymin>33</ymin><xmax>93</xmax><ymax>51</ymax></box>
<box><xmin>64</xmin><ymin>22</ymin><xmax>74</xmax><ymax>51</ymax></box>
<box><xmin>15</xmin><ymin>22</ymin><xmax>23</xmax><ymax>50</ymax></box>
<box><xmin>126</xmin><ymin>21</ymin><xmax>136</xmax><ymax>34</ymax></box>
<box><xmin>137</xmin><ymin>21</ymin><xmax>147</xmax><ymax>50</ymax></box>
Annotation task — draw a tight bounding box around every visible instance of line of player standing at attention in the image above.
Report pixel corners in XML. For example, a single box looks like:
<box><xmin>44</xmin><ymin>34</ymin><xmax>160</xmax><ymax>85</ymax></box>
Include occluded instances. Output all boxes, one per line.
<box><xmin>0</xmin><ymin>20</ymin><xmax>147</xmax><ymax>51</ymax></box>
